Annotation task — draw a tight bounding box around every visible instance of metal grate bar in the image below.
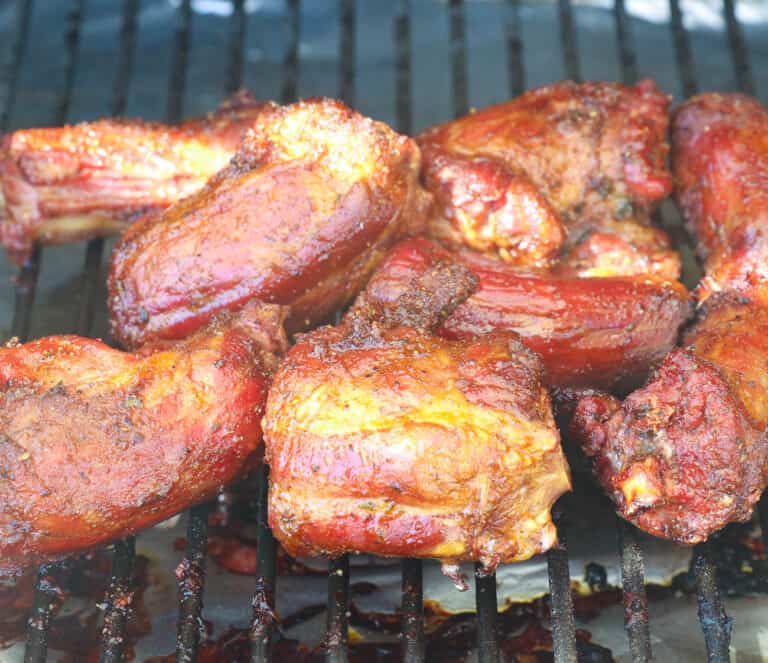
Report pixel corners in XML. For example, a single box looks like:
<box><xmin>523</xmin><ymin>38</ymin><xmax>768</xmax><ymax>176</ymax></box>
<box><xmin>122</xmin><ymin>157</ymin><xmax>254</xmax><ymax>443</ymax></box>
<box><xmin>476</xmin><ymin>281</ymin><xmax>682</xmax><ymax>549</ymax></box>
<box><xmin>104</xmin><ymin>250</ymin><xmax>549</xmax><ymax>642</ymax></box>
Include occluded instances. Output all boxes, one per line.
<box><xmin>250</xmin><ymin>464</ymin><xmax>278</xmax><ymax>663</ymax></box>
<box><xmin>0</xmin><ymin>0</ymin><xmax>34</xmax><ymax>131</ymax></box>
<box><xmin>93</xmin><ymin>4</ymin><xmax>141</xmax><ymax>661</ymax></box>
<box><xmin>22</xmin><ymin>6</ymin><xmax>86</xmax><ymax>660</ymax></box>
<box><xmin>175</xmin><ymin>505</ymin><xmax>210</xmax><ymax>663</ymax></box>
<box><xmin>23</xmin><ymin>566</ymin><xmax>61</xmax><ymax>663</ymax></box>
<box><xmin>505</xmin><ymin>0</ymin><xmax>524</xmax><ymax>96</ymax></box>
<box><xmin>617</xmin><ymin>520</ymin><xmax>653</xmax><ymax>662</ymax></box>
<box><xmin>325</xmin><ymin>555</ymin><xmax>350</xmax><ymax>663</ymax></box>
<box><xmin>669</xmin><ymin>0</ymin><xmax>698</xmax><ymax>98</ymax></box>
<box><xmin>167</xmin><ymin>0</ymin><xmax>192</xmax><ymax>125</ymax></box>
<box><xmin>475</xmin><ymin>564</ymin><xmax>500</xmax><ymax>663</ymax></box>
<box><xmin>723</xmin><ymin>0</ymin><xmax>755</xmax><ymax>96</ymax></box>
<box><xmin>613</xmin><ymin>0</ymin><xmax>638</xmax><ymax>85</ymax></box>
<box><xmin>547</xmin><ymin>534</ymin><xmax>577</xmax><ymax>663</ymax></box>
<box><xmin>99</xmin><ymin>537</ymin><xmax>137</xmax><ymax>663</ymax></box>
<box><xmin>227</xmin><ymin>0</ymin><xmax>247</xmax><ymax>94</ymax></box>
<box><xmin>282</xmin><ymin>0</ymin><xmax>300</xmax><ymax>105</ymax></box>
<box><xmin>401</xmin><ymin>559</ymin><xmax>424</xmax><ymax>662</ymax></box>
<box><xmin>667</xmin><ymin>8</ymin><xmax>732</xmax><ymax>660</ymax></box>
<box><xmin>693</xmin><ymin>544</ymin><xmax>732</xmax><ymax>662</ymax></box>
<box><xmin>449</xmin><ymin>0</ymin><xmax>468</xmax><ymax>119</ymax></box>
<box><xmin>339</xmin><ymin>0</ymin><xmax>355</xmax><ymax>107</ymax></box>
<box><xmin>558</xmin><ymin>0</ymin><xmax>581</xmax><ymax>82</ymax></box>
<box><xmin>394</xmin><ymin>0</ymin><xmax>412</xmax><ymax>136</ymax></box>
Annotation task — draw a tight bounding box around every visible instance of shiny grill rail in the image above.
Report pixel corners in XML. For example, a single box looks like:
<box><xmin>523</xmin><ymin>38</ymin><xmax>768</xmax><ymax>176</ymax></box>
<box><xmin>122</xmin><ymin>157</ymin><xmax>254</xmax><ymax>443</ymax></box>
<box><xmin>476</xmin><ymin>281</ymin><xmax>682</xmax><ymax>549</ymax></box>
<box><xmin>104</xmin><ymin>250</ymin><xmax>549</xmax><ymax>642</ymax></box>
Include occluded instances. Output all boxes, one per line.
<box><xmin>3</xmin><ymin>0</ymin><xmax>761</xmax><ymax>661</ymax></box>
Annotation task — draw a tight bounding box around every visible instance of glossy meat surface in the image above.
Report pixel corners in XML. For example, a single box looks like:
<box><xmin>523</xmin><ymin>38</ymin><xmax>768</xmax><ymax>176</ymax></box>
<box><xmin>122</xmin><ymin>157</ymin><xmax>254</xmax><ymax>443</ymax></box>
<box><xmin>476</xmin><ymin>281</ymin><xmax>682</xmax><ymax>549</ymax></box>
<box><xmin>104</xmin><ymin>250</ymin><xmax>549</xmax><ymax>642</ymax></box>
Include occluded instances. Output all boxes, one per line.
<box><xmin>361</xmin><ymin>238</ymin><xmax>691</xmax><ymax>390</ymax></box>
<box><xmin>674</xmin><ymin>93</ymin><xmax>768</xmax><ymax>301</ymax></box>
<box><xmin>0</xmin><ymin>91</ymin><xmax>265</xmax><ymax>265</ymax></box>
<box><xmin>264</xmin><ymin>267</ymin><xmax>570</xmax><ymax>572</ymax></box>
<box><xmin>418</xmin><ymin>79</ymin><xmax>676</xmax><ymax>276</ymax></box>
<box><xmin>108</xmin><ymin>97</ymin><xmax>430</xmax><ymax>350</ymax></box>
<box><xmin>0</xmin><ymin>302</ymin><xmax>286</xmax><ymax>573</ymax></box>
<box><xmin>571</xmin><ymin>299</ymin><xmax>768</xmax><ymax>543</ymax></box>
<box><xmin>568</xmin><ymin>92</ymin><xmax>768</xmax><ymax>542</ymax></box>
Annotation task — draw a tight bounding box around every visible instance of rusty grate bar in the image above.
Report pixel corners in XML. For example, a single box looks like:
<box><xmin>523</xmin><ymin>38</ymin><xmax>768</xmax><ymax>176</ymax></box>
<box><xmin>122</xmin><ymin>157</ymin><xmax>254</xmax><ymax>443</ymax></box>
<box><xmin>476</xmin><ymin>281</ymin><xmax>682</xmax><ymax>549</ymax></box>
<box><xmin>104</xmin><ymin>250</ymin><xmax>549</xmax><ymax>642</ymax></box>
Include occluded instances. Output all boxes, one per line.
<box><xmin>394</xmin><ymin>0</ymin><xmax>412</xmax><ymax>136</ymax></box>
<box><xmin>282</xmin><ymin>0</ymin><xmax>301</xmax><ymax>105</ymax></box>
<box><xmin>693</xmin><ymin>543</ymin><xmax>732</xmax><ymax>662</ymax></box>
<box><xmin>325</xmin><ymin>555</ymin><xmax>351</xmax><ymax>663</ymax></box>
<box><xmin>99</xmin><ymin>537</ymin><xmax>137</xmax><ymax>663</ymax></box>
<box><xmin>617</xmin><ymin>520</ymin><xmax>653</xmax><ymax>662</ymax></box>
<box><xmin>401</xmin><ymin>559</ymin><xmax>424</xmax><ymax>662</ymax></box>
<box><xmin>250</xmin><ymin>464</ymin><xmax>278</xmax><ymax>663</ymax></box>
<box><xmin>176</xmin><ymin>504</ymin><xmax>210</xmax><ymax>663</ymax></box>
<box><xmin>0</xmin><ymin>0</ymin><xmax>33</xmax><ymax>131</ymax></box>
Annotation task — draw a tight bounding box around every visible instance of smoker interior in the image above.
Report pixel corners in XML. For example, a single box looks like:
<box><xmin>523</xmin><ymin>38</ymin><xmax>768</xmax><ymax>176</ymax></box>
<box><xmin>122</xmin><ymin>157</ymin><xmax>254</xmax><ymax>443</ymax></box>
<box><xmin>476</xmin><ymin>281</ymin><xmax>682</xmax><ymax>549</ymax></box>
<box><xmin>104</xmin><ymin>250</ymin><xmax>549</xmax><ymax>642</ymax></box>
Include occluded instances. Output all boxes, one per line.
<box><xmin>1</xmin><ymin>1</ymin><xmax>768</xmax><ymax>661</ymax></box>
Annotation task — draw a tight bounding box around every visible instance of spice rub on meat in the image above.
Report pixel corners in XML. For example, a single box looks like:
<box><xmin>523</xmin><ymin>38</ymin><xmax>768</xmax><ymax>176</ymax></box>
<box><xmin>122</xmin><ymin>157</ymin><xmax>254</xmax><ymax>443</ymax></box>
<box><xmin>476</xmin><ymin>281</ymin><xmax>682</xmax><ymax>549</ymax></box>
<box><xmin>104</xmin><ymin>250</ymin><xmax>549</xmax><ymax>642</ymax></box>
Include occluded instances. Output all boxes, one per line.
<box><xmin>417</xmin><ymin>79</ymin><xmax>679</xmax><ymax>279</ymax></box>
<box><xmin>569</xmin><ymin>93</ymin><xmax>768</xmax><ymax>543</ymax></box>
<box><xmin>0</xmin><ymin>91</ymin><xmax>266</xmax><ymax>265</ymax></box>
<box><xmin>264</xmin><ymin>260</ymin><xmax>571</xmax><ymax>575</ymax></box>
<box><xmin>108</xmin><ymin>97</ymin><xmax>431</xmax><ymax>350</ymax></box>
<box><xmin>0</xmin><ymin>302</ymin><xmax>286</xmax><ymax>573</ymax></box>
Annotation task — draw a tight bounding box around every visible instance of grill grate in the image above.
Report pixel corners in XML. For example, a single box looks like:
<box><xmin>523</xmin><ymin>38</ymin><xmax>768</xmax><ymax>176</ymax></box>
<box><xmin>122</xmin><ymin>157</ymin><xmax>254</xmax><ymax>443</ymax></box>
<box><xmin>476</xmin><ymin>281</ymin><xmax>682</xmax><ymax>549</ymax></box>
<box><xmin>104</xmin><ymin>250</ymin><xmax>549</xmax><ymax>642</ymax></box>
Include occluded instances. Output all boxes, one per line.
<box><xmin>6</xmin><ymin>1</ymin><xmax>762</xmax><ymax>661</ymax></box>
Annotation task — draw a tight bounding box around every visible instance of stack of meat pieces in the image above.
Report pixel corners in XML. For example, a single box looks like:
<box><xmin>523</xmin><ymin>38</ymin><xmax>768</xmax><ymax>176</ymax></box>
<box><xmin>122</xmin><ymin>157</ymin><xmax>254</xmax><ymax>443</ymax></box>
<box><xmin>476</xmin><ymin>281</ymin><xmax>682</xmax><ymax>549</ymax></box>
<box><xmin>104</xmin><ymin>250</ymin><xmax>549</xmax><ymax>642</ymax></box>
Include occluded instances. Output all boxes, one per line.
<box><xmin>3</xmin><ymin>77</ymin><xmax>760</xmax><ymax>578</ymax></box>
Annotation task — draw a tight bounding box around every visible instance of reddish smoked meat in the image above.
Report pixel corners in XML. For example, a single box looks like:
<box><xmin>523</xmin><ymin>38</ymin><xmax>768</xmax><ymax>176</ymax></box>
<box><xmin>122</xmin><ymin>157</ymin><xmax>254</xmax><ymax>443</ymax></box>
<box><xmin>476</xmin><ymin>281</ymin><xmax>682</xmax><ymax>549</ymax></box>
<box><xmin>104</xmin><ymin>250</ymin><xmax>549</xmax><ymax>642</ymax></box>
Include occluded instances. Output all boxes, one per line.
<box><xmin>0</xmin><ymin>90</ymin><xmax>266</xmax><ymax>265</ymax></box>
<box><xmin>569</xmin><ymin>93</ymin><xmax>768</xmax><ymax>542</ymax></box>
<box><xmin>108</xmin><ymin>97</ymin><xmax>430</xmax><ymax>350</ymax></box>
<box><xmin>0</xmin><ymin>302</ymin><xmax>286</xmax><ymax>573</ymax></box>
<box><xmin>264</xmin><ymin>262</ymin><xmax>570</xmax><ymax>573</ymax></box>
<box><xmin>361</xmin><ymin>238</ymin><xmax>691</xmax><ymax>390</ymax></box>
<box><xmin>418</xmin><ymin>79</ymin><xmax>678</xmax><ymax>277</ymax></box>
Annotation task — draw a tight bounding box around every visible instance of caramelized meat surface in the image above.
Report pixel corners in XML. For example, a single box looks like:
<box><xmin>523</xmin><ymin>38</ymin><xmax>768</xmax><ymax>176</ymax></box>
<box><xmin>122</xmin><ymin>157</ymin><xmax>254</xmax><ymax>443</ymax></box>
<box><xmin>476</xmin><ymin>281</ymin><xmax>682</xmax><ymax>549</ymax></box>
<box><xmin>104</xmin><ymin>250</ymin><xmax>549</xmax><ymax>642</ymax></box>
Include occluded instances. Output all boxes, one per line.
<box><xmin>674</xmin><ymin>93</ymin><xmax>768</xmax><ymax>300</ymax></box>
<box><xmin>0</xmin><ymin>302</ymin><xmax>286</xmax><ymax>573</ymax></box>
<box><xmin>418</xmin><ymin>79</ymin><xmax>677</xmax><ymax>276</ymax></box>
<box><xmin>0</xmin><ymin>91</ymin><xmax>265</xmax><ymax>265</ymax></box>
<box><xmin>569</xmin><ymin>93</ymin><xmax>768</xmax><ymax>542</ymax></box>
<box><xmin>108</xmin><ymin>97</ymin><xmax>430</xmax><ymax>350</ymax></box>
<box><xmin>361</xmin><ymin>238</ymin><xmax>691</xmax><ymax>390</ymax></box>
<box><xmin>264</xmin><ymin>263</ymin><xmax>570</xmax><ymax>573</ymax></box>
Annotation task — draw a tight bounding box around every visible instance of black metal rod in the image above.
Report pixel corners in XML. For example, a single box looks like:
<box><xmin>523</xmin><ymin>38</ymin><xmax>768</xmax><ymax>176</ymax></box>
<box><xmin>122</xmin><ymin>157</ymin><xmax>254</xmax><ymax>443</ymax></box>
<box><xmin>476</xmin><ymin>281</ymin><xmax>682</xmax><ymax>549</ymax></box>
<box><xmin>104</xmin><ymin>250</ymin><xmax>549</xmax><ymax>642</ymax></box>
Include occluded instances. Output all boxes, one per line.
<box><xmin>394</xmin><ymin>0</ymin><xmax>412</xmax><ymax>136</ymax></box>
<box><xmin>338</xmin><ymin>0</ymin><xmax>355</xmax><ymax>107</ymax></box>
<box><xmin>401</xmin><ymin>558</ymin><xmax>424</xmax><ymax>662</ymax></box>
<box><xmin>617</xmin><ymin>520</ymin><xmax>653</xmax><ymax>663</ymax></box>
<box><xmin>558</xmin><ymin>0</ymin><xmax>581</xmax><ymax>82</ymax></box>
<box><xmin>21</xmin><ymin>7</ymin><xmax>85</xmax><ymax>660</ymax></box>
<box><xmin>167</xmin><ymin>0</ymin><xmax>192</xmax><ymax>124</ymax></box>
<box><xmin>0</xmin><ymin>0</ymin><xmax>34</xmax><ymax>131</ymax></box>
<box><xmin>613</xmin><ymin>0</ymin><xmax>638</xmax><ymax>85</ymax></box>
<box><xmin>505</xmin><ymin>0</ymin><xmax>524</xmax><ymax>97</ymax></box>
<box><xmin>282</xmin><ymin>0</ymin><xmax>300</xmax><ymax>105</ymax></box>
<box><xmin>669</xmin><ymin>0</ymin><xmax>698</xmax><ymax>98</ymax></box>
<box><xmin>693</xmin><ymin>544</ymin><xmax>732</xmax><ymax>663</ymax></box>
<box><xmin>475</xmin><ymin>564</ymin><xmax>500</xmax><ymax>663</ymax></box>
<box><xmin>250</xmin><ymin>464</ymin><xmax>278</xmax><ymax>663</ymax></box>
<box><xmin>325</xmin><ymin>555</ymin><xmax>350</xmax><ymax>663</ymax></box>
<box><xmin>176</xmin><ymin>504</ymin><xmax>210</xmax><ymax>663</ymax></box>
<box><xmin>448</xmin><ymin>0</ymin><xmax>468</xmax><ymax>119</ymax></box>
<box><xmin>547</xmin><ymin>537</ymin><xmax>577</xmax><ymax>663</ymax></box>
<box><xmin>23</xmin><ymin>566</ymin><xmax>61</xmax><ymax>663</ymax></box>
<box><xmin>99</xmin><ymin>537</ymin><xmax>137</xmax><ymax>663</ymax></box>
<box><xmin>227</xmin><ymin>0</ymin><xmax>246</xmax><ymax>94</ymax></box>
<box><xmin>723</xmin><ymin>0</ymin><xmax>755</xmax><ymax>96</ymax></box>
